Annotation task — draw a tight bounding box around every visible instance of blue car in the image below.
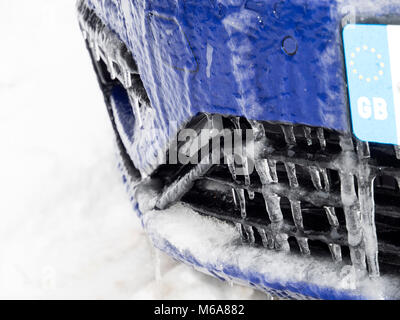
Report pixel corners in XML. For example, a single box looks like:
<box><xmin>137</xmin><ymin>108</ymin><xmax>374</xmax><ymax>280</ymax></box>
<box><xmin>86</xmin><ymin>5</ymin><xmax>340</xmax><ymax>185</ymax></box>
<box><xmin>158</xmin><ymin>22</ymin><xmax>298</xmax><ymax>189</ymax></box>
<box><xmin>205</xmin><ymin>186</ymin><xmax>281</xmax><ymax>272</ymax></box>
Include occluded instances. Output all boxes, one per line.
<box><xmin>77</xmin><ymin>0</ymin><xmax>400</xmax><ymax>299</ymax></box>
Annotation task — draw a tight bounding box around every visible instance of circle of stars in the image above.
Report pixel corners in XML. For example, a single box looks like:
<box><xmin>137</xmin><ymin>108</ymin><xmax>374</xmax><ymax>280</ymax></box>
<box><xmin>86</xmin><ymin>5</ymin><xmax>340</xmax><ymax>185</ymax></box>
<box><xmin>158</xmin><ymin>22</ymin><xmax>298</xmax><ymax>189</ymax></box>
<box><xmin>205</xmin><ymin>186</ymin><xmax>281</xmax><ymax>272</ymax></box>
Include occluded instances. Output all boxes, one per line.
<box><xmin>349</xmin><ymin>46</ymin><xmax>385</xmax><ymax>83</ymax></box>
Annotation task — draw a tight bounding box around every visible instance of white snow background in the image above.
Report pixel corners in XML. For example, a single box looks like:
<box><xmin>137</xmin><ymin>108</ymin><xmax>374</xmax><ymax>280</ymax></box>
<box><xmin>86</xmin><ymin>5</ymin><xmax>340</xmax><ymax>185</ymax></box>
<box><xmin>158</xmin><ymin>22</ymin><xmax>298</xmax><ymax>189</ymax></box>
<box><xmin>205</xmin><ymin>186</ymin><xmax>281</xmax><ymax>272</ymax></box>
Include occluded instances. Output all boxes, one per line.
<box><xmin>0</xmin><ymin>0</ymin><xmax>268</xmax><ymax>299</ymax></box>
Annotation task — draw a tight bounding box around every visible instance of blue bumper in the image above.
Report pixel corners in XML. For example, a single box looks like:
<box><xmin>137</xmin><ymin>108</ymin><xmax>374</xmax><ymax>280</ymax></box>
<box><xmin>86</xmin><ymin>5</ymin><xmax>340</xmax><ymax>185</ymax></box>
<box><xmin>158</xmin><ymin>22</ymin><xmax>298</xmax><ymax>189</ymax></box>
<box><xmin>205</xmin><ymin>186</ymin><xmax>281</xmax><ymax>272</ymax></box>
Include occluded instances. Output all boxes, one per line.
<box><xmin>86</xmin><ymin>0</ymin><xmax>400</xmax><ymax>130</ymax></box>
<box><xmin>85</xmin><ymin>0</ymin><xmax>400</xmax><ymax>173</ymax></box>
<box><xmin>81</xmin><ymin>0</ymin><xmax>400</xmax><ymax>299</ymax></box>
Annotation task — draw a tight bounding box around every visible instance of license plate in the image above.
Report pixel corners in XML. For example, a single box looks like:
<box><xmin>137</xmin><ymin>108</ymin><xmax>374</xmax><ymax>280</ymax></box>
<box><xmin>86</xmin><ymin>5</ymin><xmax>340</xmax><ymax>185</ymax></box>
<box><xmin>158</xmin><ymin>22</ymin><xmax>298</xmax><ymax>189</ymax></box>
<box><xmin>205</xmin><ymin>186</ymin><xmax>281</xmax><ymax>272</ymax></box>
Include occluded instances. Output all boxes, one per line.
<box><xmin>343</xmin><ymin>24</ymin><xmax>400</xmax><ymax>145</ymax></box>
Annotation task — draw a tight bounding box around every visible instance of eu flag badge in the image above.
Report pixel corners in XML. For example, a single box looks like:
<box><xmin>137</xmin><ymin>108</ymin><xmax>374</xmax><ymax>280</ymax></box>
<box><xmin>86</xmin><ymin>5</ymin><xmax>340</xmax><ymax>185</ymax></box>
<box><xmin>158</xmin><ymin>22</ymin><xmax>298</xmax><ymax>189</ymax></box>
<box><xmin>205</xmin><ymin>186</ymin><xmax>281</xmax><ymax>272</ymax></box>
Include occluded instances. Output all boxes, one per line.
<box><xmin>343</xmin><ymin>24</ymin><xmax>400</xmax><ymax>145</ymax></box>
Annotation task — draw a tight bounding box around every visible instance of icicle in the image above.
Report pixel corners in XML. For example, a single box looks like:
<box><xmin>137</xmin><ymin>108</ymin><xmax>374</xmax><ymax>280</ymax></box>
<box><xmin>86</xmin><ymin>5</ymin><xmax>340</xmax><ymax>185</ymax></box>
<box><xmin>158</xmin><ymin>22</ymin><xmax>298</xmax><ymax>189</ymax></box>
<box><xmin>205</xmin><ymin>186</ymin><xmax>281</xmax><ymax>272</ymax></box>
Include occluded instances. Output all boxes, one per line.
<box><xmin>329</xmin><ymin>244</ymin><xmax>343</xmax><ymax>262</ymax></box>
<box><xmin>226</xmin><ymin>154</ymin><xmax>237</xmax><ymax>181</ymax></box>
<box><xmin>261</xmin><ymin>191</ymin><xmax>282</xmax><ymax>226</ymax></box>
<box><xmin>281</xmin><ymin>125</ymin><xmax>296</xmax><ymax>146</ymax></box>
<box><xmin>268</xmin><ymin>160</ymin><xmax>278</xmax><ymax>183</ymax></box>
<box><xmin>231</xmin><ymin>116</ymin><xmax>241</xmax><ymax>129</ymax></box>
<box><xmin>123</xmin><ymin>69</ymin><xmax>132</xmax><ymax>89</ymax></box>
<box><xmin>257</xmin><ymin>228</ymin><xmax>268</xmax><ymax>247</ymax></box>
<box><xmin>255</xmin><ymin>159</ymin><xmax>278</xmax><ymax>185</ymax></box>
<box><xmin>296</xmin><ymin>238</ymin><xmax>310</xmax><ymax>255</ymax></box>
<box><xmin>232</xmin><ymin>188</ymin><xmax>237</xmax><ymax>206</ymax></box>
<box><xmin>248</xmin><ymin>120</ymin><xmax>266</xmax><ymax>141</ymax></box>
<box><xmin>255</xmin><ymin>159</ymin><xmax>273</xmax><ymax>184</ymax></box>
<box><xmin>227</xmin><ymin>117</ymin><xmax>243</xmax><ymax>182</ymax></box>
<box><xmin>244</xmin><ymin>225</ymin><xmax>256</xmax><ymax>245</ymax></box>
<box><xmin>339</xmin><ymin>171</ymin><xmax>367</xmax><ymax>272</ymax></box>
<box><xmin>320</xmin><ymin>168</ymin><xmax>330</xmax><ymax>192</ymax></box>
<box><xmin>256</xmin><ymin>228</ymin><xmax>274</xmax><ymax>249</ymax></box>
<box><xmin>261</xmin><ymin>187</ymin><xmax>290</xmax><ymax>252</ymax></box>
<box><xmin>107</xmin><ymin>56</ymin><xmax>117</xmax><ymax>80</ymax></box>
<box><xmin>248</xmin><ymin>190</ymin><xmax>255</xmax><ymax>200</ymax></box>
<box><xmin>236</xmin><ymin>223</ymin><xmax>247</xmax><ymax>243</ymax></box>
<box><xmin>317</xmin><ymin>128</ymin><xmax>326</xmax><ymax>150</ymax></box>
<box><xmin>247</xmin><ymin>120</ymin><xmax>266</xmax><ymax>197</ymax></box>
<box><xmin>275</xmin><ymin>233</ymin><xmax>290</xmax><ymax>252</ymax></box>
<box><xmin>356</xmin><ymin>137</ymin><xmax>379</xmax><ymax>277</ymax></box>
<box><xmin>255</xmin><ymin>159</ymin><xmax>288</xmax><ymax>250</ymax></box>
<box><xmin>303</xmin><ymin>127</ymin><xmax>313</xmax><ymax>146</ymax></box>
<box><xmin>235</xmin><ymin>188</ymin><xmax>247</xmax><ymax>219</ymax></box>
<box><xmin>290</xmin><ymin>200</ymin><xmax>304</xmax><ymax>230</ymax></box>
<box><xmin>324</xmin><ymin>206</ymin><xmax>339</xmax><ymax>228</ymax></box>
<box><xmin>133</xmin><ymin>99</ymin><xmax>143</xmax><ymax>128</ymax></box>
<box><xmin>242</xmin><ymin>154</ymin><xmax>254</xmax><ymax>199</ymax></box>
<box><xmin>285</xmin><ymin>162</ymin><xmax>299</xmax><ymax>188</ymax></box>
<box><xmin>358</xmin><ymin>173</ymin><xmax>379</xmax><ymax>277</ymax></box>
<box><xmin>127</xmin><ymin>92</ymin><xmax>143</xmax><ymax>129</ymax></box>
<box><xmin>339</xmin><ymin>134</ymin><xmax>355</xmax><ymax>152</ymax></box>
<box><xmin>324</xmin><ymin>207</ymin><xmax>342</xmax><ymax>262</ymax></box>
<box><xmin>93</xmin><ymin>40</ymin><xmax>101</xmax><ymax>62</ymax></box>
<box><xmin>357</xmin><ymin>140</ymin><xmax>371</xmax><ymax>159</ymax></box>
<box><xmin>309</xmin><ymin>166</ymin><xmax>323</xmax><ymax>190</ymax></box>
<box><xmin>232</xmin><ymin>117</ymin><xmax>252</xmax><ymax>194</ymax></box>
<box><xmin>395</xmin><ymin>145</ymin><xmax>400</xmax><ymax>160</ymax></box>
<box><xmin>290</xmin><ymin>200</ymin><xmax>310</xmax><ymax>255</ymax></box>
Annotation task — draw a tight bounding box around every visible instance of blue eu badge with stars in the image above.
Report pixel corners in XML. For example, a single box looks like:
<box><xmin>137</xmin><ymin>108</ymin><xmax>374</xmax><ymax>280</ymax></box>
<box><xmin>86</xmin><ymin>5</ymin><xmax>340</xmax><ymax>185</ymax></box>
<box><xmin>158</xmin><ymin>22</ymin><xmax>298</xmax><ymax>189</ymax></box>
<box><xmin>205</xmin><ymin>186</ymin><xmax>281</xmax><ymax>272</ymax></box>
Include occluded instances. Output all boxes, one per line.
<box><xmin>343</xmin><ymin>24</ymin><xmax>400</xmax><ymax>145</ymax></box>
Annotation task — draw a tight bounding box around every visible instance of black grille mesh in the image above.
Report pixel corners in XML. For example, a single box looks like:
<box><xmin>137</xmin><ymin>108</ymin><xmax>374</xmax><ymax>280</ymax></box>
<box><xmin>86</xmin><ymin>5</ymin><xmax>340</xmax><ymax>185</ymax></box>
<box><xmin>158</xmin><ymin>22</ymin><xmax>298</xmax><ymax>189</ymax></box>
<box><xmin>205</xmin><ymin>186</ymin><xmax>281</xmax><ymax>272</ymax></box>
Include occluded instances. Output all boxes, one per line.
<box><xmin>179</xmin><ymin>121</ymin><xmax>400</xmax><ymax>278</ymax></box>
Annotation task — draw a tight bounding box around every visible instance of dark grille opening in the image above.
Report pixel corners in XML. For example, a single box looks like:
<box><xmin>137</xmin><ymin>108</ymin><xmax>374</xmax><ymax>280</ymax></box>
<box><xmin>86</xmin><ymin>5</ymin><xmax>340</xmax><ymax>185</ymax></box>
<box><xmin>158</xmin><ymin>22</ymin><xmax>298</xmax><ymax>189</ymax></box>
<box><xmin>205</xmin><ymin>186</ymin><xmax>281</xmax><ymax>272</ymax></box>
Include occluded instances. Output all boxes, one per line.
<box><xmin>287</xmin><ymin>237</ymin><xmax>302</xmax><ymax>255</ymax></box>
<box><xmin>340</xmin><ymin>245</ymin><xmax>352</xmax><ymax>265</ymax></box>
<box><xmin>261</xmin><ymin>123</ymin><xmax>342</xmax><ymax>156</ymax></box>
<box><xmin>334</xmin><ymin>207</ymin><xmax>347</xmax><ymax>227</ymax></box>
<box><xmin>374</xmin><ymin>174</ymin><xmax>400</xmax><ymax>274</ymax></box>
<box><xmin>275</xmin><ymin>162</ymin><xmax>290</xmax><ymax>185</ymax></box>
<box><xmin>293</xmin><ymin>165</ymin><xmax>316</xmax><ymax>190</ymax></box>
<box><xmin>369</xmin><ymin>143</ymin><xmax>400</xmax><ymax>168</ymax></box>
<box><xmin>307</xmin><ymin>239</ymin><xmax>334</xmax><ymax>258</ymax></box>
<box><xmin>375</xmin><ymin>175</ymin><xmax>399</xmax><ymax>193</ymax></box>
<box><xmin>300</xmin><ymin>205</ymin><xmax>332</xmax><ymax>233</ymax></box>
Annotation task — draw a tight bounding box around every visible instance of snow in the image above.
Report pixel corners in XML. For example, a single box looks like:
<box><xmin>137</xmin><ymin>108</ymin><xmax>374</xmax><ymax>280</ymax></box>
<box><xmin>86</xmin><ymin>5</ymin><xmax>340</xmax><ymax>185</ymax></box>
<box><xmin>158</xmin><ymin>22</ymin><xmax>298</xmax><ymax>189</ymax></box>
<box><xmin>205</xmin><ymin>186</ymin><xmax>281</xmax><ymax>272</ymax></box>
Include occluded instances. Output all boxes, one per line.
<box><xmin>0</xmin><ymin>0</ymin><xmax>267</xmax><ymax>300</ymax></box>
<box><xmin>143</xmin><ymin>203</ymin><xmax>400</xmax><ymax>300</ymax></box>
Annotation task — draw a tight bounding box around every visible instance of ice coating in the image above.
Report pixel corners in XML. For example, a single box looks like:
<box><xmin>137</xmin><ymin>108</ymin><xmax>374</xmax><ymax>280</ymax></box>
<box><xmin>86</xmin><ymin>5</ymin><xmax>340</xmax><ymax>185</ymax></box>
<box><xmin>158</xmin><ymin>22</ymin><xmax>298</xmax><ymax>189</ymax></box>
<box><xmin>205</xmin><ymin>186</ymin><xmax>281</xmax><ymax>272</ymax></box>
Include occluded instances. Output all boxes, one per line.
<box><xmin>325</xmin><ymin>207</ymin><xmax>340</xmax><ymax>229</ymax></box>
<box><xmin>78</xmin><ymin>0</ymin><xmax>400</xmax><ymax>299</ymax></box>
<box><xmin>290</xmin><ymin>200</ymin><xmax>310</xmax><ymax>255</ymax></box>
<box><xmin>108</xmin><ymin>93</ymin><xmax>400</xmax><ymax>297</ymax></box>
<box><xmin>309</xmin><ymin>167</ymin><xmax>323</xmax><ymax>191</ymax></box>
<box><xmin>285</xmin><ymin>163</ymin><xmax>298</xmax><ymax>188</ymax></box>
<box><xmin>356</xmin><ymin>141</ymin><xmax>379</xmax><ymax>278</ymax></box>
<box><xmin>82</xmin><ymin>0</ymin><xmax>400</xmax><ymax>175</ymax></box>
<box><xmin>251</xmin><ymin>125</ymin><xmax>291</xmax><ymax>252</ymax></box>
<box><xmin>156</xmin><ymin>161</ymin><xmax>214</xmax><ymax>210</ymax></box>
<box><xmin>317</xmin><ymin>128</ymin><xmax>327</xmax><ymax>150</ymax></box>
<box><xmin>303</xmin><ymin>127</ymin><xmax>313</xmax><ymax>146</ymax></box>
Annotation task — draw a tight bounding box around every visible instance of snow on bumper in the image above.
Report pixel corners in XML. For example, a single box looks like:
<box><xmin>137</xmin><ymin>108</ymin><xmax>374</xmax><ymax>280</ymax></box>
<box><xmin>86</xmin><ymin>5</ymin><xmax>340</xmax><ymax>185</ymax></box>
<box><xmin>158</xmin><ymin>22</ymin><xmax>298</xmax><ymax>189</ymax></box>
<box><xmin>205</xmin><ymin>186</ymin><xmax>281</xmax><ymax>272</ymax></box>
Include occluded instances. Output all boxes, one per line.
<box><xmin>139</xmin><ymin>202</ymin><xmax>400</xmax><ymax>300</ymax></box>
